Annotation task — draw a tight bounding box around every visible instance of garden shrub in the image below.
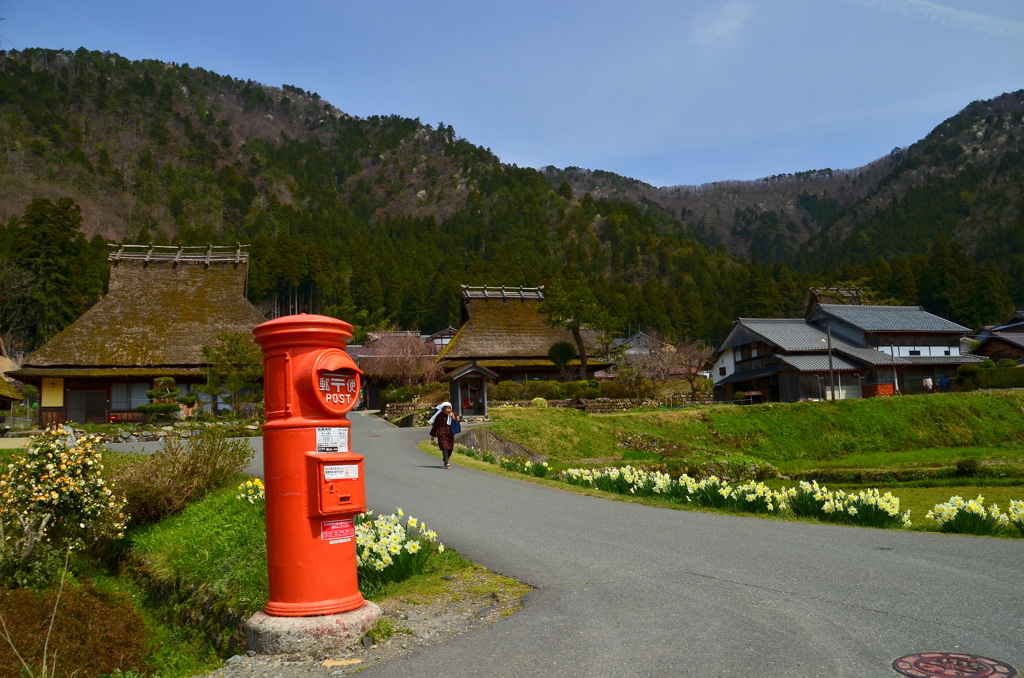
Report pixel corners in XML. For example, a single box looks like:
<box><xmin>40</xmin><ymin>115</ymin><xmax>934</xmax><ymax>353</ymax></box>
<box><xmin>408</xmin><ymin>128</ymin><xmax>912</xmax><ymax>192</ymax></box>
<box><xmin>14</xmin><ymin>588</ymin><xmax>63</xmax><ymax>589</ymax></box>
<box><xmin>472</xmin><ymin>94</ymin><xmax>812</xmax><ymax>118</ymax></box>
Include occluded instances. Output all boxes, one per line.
<box><xmin>380</xmin><ymin>385</ymin><xmax>419</xmax><ymax>406</ymax></box>
<box><xmin>0</xmin><ymin>428</ymin><xmax>127</xmax><ymax>588</ymax></box>
<box><xmin>109</xmin><ymin>428</ymin><xmax>254</xmax><ymax>526</ymax></box>
<box><xmin>955</xmin><ymin>364</ymin><xmax>1024</xmax><ymax>391</ymax></box>
<box><xmin>0</xmin><ymin>582</ymin><xmax>150</xmax><ymax>677</ymax></box>
<box><xmin>490</xmin><ymin>380</ymin><xmax>601</xmax><ymax>401</ymax></box>
<box><xmin>955</xmin><ymin>458</ymin><xmax>980</xmax><ymax>477</ymax></box>
<box><xmin>997</xmin><ymin>359</ymin><xmax>1018</xmax><ymax>368</ymax></box>
<box><xmin>531</xmin><ymin>397</ymin><xmax>548</xmax><ymax>408</ymax></box>
<box><xmin>979</xmin><ymin>359</ymin><xmax>997</xmax><ymax>369</ymax></box>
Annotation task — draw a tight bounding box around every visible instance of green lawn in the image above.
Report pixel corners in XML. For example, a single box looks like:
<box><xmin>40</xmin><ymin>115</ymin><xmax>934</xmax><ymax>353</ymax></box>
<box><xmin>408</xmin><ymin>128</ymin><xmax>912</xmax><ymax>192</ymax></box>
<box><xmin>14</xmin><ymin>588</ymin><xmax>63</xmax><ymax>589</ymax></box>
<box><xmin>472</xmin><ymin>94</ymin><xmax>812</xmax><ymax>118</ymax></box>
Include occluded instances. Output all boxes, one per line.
<box><xmin>774</xmin><ymin>443</ymin><xmax>1024</xmax><ymax>472</ymax></box>
<box><xmin>489</xmin><ymin>391</ymin><xmax>1024</xmax><ymax>465</ymax></box>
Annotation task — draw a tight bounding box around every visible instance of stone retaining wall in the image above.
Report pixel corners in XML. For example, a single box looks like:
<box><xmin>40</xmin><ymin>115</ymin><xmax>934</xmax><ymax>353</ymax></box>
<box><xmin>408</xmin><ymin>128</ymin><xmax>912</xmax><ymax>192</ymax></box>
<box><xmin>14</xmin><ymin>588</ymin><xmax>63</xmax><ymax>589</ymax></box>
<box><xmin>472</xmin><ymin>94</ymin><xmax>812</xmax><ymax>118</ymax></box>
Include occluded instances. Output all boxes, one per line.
<box><xmin>454</xmin><ymin>428</ymin><xmax>546</xmax><ymax>463</ymax></box>
<box><xmin>383</xmin><ymin>402</ymin><xmax>418</xmax><ymax>420</ymax></box>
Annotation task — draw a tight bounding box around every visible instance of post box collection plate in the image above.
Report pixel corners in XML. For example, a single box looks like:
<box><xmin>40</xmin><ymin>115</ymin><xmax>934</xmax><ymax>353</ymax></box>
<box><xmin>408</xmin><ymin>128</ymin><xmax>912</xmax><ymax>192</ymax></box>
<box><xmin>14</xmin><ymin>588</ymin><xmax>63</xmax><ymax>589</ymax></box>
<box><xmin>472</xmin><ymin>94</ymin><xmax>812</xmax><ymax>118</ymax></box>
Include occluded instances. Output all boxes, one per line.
<box><xmin>321</xmin><ymin>519</ymin><xmax>355</xmax><ymax>544</ymax></box>
<box><xmin>316</xmin><ymin>427</ymin><xmax>349</xmax><ymax>453</ymax></box>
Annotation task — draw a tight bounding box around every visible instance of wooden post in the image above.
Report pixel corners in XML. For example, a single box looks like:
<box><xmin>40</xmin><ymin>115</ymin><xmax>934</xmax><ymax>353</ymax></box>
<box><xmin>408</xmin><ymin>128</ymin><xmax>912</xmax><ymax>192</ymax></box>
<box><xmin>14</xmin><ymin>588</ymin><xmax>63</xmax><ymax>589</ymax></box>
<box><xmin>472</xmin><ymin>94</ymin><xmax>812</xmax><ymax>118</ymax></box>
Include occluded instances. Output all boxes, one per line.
<box><xmin>827</xmin><ymin>325</ymin><xmax>836</xmax><ymax>403</ymax></box>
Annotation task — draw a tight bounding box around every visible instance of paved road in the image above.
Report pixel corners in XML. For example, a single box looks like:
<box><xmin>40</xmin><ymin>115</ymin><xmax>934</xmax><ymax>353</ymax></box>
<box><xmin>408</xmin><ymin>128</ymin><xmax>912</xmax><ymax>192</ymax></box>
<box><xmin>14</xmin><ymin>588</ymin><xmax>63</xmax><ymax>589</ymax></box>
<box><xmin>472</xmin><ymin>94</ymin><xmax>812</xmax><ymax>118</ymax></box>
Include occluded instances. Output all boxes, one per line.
<box><xmin>344</xmin><ymin>412</ymin><xmax>1022</xmax><ymax>678</ymax></box>
<box><xmin>117</xmin><ymin>416</ymin><xmax>1023</xmax><ymax>676</ymax></box>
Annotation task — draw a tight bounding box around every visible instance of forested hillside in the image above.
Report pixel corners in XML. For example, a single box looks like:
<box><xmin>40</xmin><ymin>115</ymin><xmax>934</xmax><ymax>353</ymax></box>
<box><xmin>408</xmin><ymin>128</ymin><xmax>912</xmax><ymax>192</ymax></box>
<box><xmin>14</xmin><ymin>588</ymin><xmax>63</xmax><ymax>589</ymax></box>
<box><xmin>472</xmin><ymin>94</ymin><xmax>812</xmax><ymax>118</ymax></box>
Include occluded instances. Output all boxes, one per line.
<box><xmin>546</xmin><ymin>93</ymin><xmax>1024</xmax><ymax>328</ymax></box>
<box><xmin>0</xmin><ymin>47</ymin><xmax>1018</xmax><ymax>357</ymax></box>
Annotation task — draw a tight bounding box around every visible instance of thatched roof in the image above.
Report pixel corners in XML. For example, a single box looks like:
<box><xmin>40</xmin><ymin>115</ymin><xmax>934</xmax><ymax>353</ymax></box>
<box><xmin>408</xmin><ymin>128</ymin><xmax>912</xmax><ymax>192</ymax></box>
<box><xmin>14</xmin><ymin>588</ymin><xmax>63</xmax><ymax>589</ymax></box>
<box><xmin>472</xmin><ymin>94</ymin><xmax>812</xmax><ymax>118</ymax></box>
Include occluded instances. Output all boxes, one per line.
<box><xmin>438</xmin><ymin>289</ymin><xmax>600</xmax><ymax>363</ymax></box>
<box><xmin>0</xmin><ymin>375</ymin><xmax>21</xmax><ymax>401</ymax></box>
<box><xmin>18</xmin><ymin>256</ymin><xmax>265</xmax><ymax>370</ymax></box>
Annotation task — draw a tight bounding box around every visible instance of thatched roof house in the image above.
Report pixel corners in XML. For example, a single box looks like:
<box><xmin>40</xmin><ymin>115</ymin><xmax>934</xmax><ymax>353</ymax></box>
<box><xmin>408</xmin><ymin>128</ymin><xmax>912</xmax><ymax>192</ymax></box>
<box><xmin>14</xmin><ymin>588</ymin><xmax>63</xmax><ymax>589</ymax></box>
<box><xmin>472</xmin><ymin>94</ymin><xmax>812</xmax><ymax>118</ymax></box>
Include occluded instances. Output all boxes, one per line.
<box><xmin>0</xmin><ymin>356</ymin><xmax>22</xmax><ymax>405</ymax></box>
<box><xmin>437</xmin><ymin>285</ymin><xmax>608</xmax><ymax>382</ymax></box>
<box><xmin>10</xmin><ymin>245</ymin><xmax>265</xmax><ymax>426</ymax></box>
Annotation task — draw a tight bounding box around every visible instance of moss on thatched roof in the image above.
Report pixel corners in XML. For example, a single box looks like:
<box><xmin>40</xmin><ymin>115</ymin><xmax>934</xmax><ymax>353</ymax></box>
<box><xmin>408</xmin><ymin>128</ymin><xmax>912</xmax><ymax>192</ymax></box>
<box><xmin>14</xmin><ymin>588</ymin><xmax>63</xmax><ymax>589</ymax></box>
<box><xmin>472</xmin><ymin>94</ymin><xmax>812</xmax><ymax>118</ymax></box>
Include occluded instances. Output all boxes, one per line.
<box><xmin>24</xmin><ymin>259</ymin><xmax>265</xmax><ymax>369</ymax></box>
<box><xmin>0</xmin><ymin>377</ymin><xmax>21</xmax><ymax>401</ymax></box>
<box><xmin>437</xmin><ymin>297</ymin><xmax>599</xmax><ymax>362</ymax></box>
<box><xmin>0</xmin><ymin>357</ymin><xmax>23</xmax><ymax>400</ymax></box>
<box><xmin>9</xmin><ymin>367</ymin><xmax>204</xmax><ymax>379</ymax></box>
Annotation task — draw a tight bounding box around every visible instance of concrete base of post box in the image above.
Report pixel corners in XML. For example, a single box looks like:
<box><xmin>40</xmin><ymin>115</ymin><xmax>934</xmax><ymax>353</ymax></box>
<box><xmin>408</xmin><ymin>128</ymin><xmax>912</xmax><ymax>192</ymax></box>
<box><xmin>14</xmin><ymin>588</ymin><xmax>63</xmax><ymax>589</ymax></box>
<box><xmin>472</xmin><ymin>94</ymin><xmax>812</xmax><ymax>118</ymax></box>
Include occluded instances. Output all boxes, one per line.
<box><xmin>244</xmin><ymin>602</ymin><xmax>382</xmax><ymax>655</ymax></box>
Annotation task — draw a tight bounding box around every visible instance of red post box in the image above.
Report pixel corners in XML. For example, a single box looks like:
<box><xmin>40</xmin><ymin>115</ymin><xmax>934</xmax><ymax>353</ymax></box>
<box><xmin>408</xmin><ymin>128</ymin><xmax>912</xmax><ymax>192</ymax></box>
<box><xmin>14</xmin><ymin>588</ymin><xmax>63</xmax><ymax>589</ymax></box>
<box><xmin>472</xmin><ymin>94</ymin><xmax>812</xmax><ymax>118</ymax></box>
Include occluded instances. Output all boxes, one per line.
<box><xmin>253</xmin><ymin>314</ymin><xmax>366</xmax><ymax>617</ymax></box>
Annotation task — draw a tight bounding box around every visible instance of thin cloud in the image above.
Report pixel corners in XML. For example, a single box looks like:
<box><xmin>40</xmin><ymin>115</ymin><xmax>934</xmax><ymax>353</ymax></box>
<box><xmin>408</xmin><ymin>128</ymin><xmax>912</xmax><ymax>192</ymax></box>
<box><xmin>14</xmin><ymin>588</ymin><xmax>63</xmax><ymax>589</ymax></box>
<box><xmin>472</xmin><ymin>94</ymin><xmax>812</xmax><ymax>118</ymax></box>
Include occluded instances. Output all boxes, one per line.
<box><xmin>692</xmin><ymin>2</ymin><xmax>752</xmax><ymax>46</ymax></box>
<box><xmin>844</xmin><ymin>0</ymin><xmax>1024</xmax><ymax>40</ymax></box>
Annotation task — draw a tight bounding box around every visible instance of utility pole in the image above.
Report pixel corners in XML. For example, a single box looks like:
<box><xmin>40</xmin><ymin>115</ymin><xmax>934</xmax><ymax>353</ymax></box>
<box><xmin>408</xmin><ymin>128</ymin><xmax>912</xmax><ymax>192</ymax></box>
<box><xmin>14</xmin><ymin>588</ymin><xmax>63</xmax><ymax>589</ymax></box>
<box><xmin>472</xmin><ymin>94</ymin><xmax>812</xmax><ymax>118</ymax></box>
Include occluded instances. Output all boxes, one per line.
<box><xmin>827</xmin><ymin>325</ymin><xmax>836</xmax><ymax>403</ymax></box>
<box><xmin>890</xmin><ymin>344</ymin><xmax>899</xmax><ymax>394</ymax></box>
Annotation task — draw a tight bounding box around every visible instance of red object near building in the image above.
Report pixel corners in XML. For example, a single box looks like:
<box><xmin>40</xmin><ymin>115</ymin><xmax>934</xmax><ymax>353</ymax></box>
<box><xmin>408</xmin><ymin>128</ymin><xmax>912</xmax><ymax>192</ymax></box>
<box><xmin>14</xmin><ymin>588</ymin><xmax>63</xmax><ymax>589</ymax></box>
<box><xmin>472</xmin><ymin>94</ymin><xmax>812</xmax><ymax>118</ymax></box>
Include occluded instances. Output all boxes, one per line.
<box><xmin>253</xmin><ymin>314</ymin><xmax>366</xmax><ymax>617</ymax></box>
<box><xmin>862</xmin><ymin>383</ymin><xmax>896</xmax><ymax>398</ymax></box>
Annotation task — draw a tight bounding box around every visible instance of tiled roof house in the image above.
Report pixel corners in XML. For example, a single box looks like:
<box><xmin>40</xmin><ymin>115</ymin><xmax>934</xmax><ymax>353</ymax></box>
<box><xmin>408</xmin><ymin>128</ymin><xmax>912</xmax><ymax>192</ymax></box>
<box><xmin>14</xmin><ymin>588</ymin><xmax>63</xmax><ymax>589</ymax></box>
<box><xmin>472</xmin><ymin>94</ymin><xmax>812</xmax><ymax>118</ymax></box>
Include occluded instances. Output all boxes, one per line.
<box><xmin>970</xmin><ymin>310</ymin><xmax>1024</xmax><ymax>365</ymax></box>
<box><xmin>710</xmin><ymin>303</ymin><xmax>980</xmax><ymax>402</ymax></box>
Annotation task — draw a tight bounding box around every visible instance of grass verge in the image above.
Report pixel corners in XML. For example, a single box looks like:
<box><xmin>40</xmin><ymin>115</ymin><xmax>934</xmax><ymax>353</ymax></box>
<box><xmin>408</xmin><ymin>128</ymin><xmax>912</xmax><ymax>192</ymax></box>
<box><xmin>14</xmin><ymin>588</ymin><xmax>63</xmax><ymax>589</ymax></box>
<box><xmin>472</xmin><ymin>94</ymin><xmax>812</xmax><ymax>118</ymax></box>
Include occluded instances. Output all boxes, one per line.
<box><xmin>426</xmin><ymin>441</ymin><xmax>1024</xmax><ymax>537</ymax></box>
<box><xmin>488</xmin><ymin>391</ymin><xmax>1024</xmax><ymax>464</ymax></box>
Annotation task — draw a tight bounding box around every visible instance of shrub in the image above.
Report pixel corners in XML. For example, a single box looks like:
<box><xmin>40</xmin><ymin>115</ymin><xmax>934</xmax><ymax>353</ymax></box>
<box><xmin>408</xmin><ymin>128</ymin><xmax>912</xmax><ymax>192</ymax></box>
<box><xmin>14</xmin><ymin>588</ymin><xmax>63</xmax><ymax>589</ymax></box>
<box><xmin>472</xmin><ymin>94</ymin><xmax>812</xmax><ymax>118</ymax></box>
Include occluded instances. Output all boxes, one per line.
<box><xmin>979</xmin><ymin>359</ymin><xmax>997</xmax><ymax>369</ymax></box>
<box><xmin>0</xmin><ymin>428</ymin><xmax>127</xmax><ymax>587</ymax></box>
<box><xmin>354</xmin><ymin>509</ymin><xmax>442</xmax><ymax>596</ymax></box>
<box><xmin>955</xmin><ymin>458</ymin><xmax>979</xmax><ymax>477</ymax></box>
<box><xmin>997</xmin><ymin>359</ymin><xmax>1018</xmax><ymax>368</ymax></box>
<box><xmin>926</xmin><ymin>495</ymin><xmax>1009</xmax><ymax>536</ymax></box>
<box><xmin>957</xmin><ymin>364</ymin><xmax>1024</xmax><ymax>391</ymax></box>
<box><xmin>109</xmin><ymin>428</ymin><xmax>254</xmax><ymax>526</ymax></box>
<box><xmin>381</xmin><ymin>385</ymin><xmax>419</xmax><ymax>406</ymax></box>
<box><xmin>531</xmin><ymin>397</ymin><xmax>548</xmax><ymax>408</ymax></box>
<box><xmin>522</xmin><ymin>381</ymin><xmax>560</xmax><ymax>400</ymax></box>
<box><xmin>955</xmin><ymin>363</ymin><xmax>981</xmax><ymax>390</ymax></box>
<box><xmin>0</xmin><ymin>581</ymin><xmax>150</xmax><ymax>677</ymax></box>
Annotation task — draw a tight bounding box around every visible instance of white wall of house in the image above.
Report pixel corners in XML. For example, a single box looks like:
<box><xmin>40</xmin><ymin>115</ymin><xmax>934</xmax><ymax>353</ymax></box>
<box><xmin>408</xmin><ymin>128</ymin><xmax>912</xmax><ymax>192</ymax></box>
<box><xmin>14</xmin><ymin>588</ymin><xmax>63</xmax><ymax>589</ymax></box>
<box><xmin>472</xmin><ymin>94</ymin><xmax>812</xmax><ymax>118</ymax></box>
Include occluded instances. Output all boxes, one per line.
<box><xmin>713</xmin><ymin>351</ymin><xmax>736</xmax><ymax>385</ymax></box>
<box><xmin>885</xmin><ymin>345</ymin><xmax>960</xmax><ymax>357</ymax></box>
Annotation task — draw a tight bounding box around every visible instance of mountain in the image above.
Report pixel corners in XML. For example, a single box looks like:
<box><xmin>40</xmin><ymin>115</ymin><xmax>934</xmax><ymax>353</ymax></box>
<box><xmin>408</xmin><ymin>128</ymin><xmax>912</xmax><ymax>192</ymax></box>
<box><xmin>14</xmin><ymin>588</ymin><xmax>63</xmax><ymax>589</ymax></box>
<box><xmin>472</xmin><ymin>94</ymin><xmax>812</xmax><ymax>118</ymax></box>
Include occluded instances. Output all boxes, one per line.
<box><xmin>0</xmin><ymin>47</ymin><xmax>1018</xmax><ymax>355</ymax></box>
<box><xmin>545</xmin><ymin>92</ymin><xmax>1024</xmax><ymax>275</ymax></box>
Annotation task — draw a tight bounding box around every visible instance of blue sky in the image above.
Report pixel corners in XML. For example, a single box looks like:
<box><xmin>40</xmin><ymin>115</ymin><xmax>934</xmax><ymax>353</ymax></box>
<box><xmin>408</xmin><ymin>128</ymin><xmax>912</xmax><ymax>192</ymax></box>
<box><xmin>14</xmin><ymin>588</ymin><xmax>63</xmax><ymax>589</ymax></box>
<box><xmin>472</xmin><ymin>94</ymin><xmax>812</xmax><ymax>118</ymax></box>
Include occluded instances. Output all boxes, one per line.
<box><xmin>4</xmin><ymin>0</ymin><xmax>1023</xmax><ymax>186</ymax></box>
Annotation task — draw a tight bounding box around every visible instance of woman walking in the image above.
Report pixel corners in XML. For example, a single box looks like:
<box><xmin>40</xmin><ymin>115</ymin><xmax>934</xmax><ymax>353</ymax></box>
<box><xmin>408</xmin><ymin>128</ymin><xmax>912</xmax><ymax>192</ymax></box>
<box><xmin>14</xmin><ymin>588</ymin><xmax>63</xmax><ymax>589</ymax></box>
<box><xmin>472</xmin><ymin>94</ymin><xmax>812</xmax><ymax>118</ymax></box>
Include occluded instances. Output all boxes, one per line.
<box><xmin>429</xmin><ymin>401</ymin><xmax>459</xmax><ymax>469</ymax></box>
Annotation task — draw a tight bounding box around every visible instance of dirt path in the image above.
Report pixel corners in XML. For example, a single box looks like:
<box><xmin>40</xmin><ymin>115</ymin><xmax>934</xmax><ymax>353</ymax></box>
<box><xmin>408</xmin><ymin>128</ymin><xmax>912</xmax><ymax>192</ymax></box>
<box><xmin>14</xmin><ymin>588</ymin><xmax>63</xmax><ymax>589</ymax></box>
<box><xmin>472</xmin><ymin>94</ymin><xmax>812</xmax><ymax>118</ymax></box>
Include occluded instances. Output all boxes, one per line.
<box><xmin>202</xmin><ymin>568</ymin><xmax>530</xmax><ymax>678</ymax></box>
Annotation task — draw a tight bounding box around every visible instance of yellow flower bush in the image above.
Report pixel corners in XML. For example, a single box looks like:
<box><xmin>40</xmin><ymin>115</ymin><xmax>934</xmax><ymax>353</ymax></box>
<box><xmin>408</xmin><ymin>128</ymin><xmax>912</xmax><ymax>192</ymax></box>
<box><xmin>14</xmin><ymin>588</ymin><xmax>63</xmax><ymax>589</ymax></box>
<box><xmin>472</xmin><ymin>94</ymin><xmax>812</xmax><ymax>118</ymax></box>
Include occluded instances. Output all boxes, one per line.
<box><xmin>353</xmin><ymin>509</ymin><xmax>442</xmax><ymax>595</ymax></box>
<box><xmin>788</xmin><ymin>481</ymin><xmax>911</xmax><ymax>528</ymax></box>
<box><xmin>926</xmin><ymin>495</ymin><xmax>1009</xmax><ymax>536</ymax></box>
<box><xmin>0</xmin><ymin>426</ymin><xmax>128</xmax><ymax>586</ymax></box>
<box><xmin>235</xmin><ymin>478</ymin><xmax>265</xmax><ymax>505</ymax></box>
<box><xmin>1009</xmin><ymin>500</ymin><xmax>1024</xmax><ymax>537</ymax></box>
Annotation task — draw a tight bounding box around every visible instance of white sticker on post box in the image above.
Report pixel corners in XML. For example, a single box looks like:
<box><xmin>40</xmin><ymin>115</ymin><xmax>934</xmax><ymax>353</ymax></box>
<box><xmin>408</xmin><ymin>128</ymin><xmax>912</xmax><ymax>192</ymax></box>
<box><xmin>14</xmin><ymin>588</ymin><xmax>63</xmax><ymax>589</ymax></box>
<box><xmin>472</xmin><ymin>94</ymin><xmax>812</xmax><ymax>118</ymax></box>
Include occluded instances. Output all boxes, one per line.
<box><xmin>316</xmin><ymin>427</ymin><xmax>348</xmax><ymax>453</ymax></box>
<box><xmin>324</xmin><ymin>464</ymin><xmax>358</xmax><ymax>481</ymax></box>
<box><xmin>321</xmin><ymin>518</ymin><xmax>354</xmax><ymax>543</ymax></box>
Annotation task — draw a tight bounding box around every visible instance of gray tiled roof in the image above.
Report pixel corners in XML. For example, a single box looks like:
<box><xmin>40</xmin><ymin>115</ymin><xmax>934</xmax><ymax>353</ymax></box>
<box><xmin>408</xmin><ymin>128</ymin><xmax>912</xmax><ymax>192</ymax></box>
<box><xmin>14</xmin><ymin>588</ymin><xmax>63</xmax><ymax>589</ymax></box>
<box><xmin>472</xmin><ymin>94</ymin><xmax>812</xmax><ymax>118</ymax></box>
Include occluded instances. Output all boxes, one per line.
<box><xmin>815</xmin><ymin>305</ymin><xmax>969</xmax><ymax>333</ymax></box>
<box><xmin>776</xmin><ymin>354</ymin><xmax>864</xmax><ymax>372</ymax></box>
<box><xmin>717</xmin><ymin>365</ymin><xmax>779</xmax><ymax>386</ymax></box>
<box><xmin>900</xmin><ymin>354</ymin><xmax>984</xmax><ymax>365</ymax></box>
<box><xmin>737</xmin><ymin>318</ymin><xmax>904</xmax><ymax>366</ymax></box>
<box><xmin>981</xmin><ymin>332</ymin><xmax>1024</xmax><ymax>350</ymax></box>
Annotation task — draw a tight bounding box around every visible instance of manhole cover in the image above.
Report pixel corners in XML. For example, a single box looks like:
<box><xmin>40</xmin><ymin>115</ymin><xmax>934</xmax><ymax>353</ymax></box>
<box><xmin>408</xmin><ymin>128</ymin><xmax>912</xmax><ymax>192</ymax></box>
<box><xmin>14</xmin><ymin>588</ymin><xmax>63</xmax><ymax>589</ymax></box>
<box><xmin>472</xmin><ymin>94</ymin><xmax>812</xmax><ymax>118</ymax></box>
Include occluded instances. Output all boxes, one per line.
<box><xmin>893</xmin><ymin>653</ymin><xmax>1017</xmax><ymax>678</ymax></box>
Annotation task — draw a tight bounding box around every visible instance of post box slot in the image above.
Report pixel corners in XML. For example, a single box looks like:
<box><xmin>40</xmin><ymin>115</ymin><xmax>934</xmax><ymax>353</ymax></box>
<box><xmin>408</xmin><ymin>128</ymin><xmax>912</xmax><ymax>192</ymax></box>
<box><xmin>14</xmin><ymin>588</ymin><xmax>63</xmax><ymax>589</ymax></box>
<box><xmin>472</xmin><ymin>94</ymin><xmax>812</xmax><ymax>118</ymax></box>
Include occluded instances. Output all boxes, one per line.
<box><xmin>307</xmin><ymin>452</ymin><xmax>366</xmax><ymax>516</ymax></box>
